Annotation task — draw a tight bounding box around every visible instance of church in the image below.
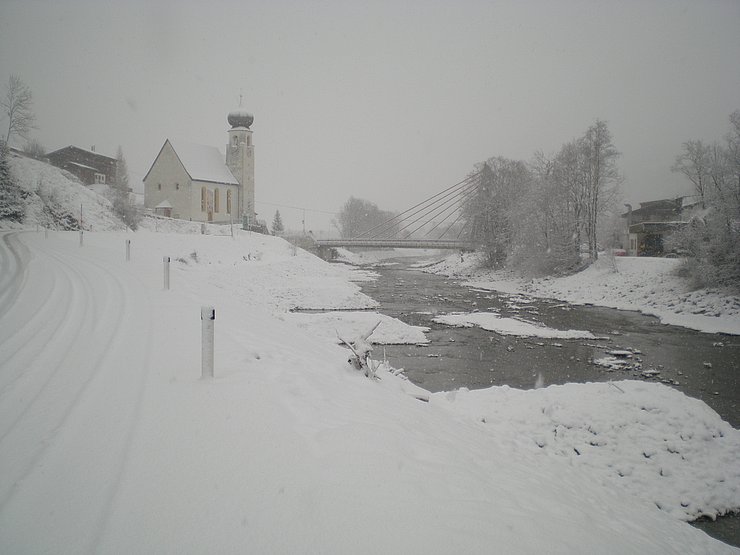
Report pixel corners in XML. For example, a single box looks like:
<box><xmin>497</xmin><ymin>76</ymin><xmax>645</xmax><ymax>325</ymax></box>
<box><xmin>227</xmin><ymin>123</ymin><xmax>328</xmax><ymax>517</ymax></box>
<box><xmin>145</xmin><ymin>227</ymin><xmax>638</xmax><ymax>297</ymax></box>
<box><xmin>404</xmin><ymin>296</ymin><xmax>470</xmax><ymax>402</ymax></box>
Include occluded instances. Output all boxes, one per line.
<box><xmin>143</xmin><ymin>109</ymin><xmax>255</xmax><ymax>224</ymax></box>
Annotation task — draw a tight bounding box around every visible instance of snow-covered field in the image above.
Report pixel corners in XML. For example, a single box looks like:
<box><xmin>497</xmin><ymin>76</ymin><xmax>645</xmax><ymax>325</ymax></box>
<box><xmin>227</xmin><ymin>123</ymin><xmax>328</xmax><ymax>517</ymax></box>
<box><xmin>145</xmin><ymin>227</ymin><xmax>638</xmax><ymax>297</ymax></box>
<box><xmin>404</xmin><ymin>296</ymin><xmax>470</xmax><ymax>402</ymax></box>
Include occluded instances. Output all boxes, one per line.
<box><xmin>1</xmin><ymin>228</ymin><xmax>738</xmax><ymax>554</ymax></box>
<box><xmin>426</xmin><ymin>251</ymin><xmax>740</xmax><ymax>336</ymax></box>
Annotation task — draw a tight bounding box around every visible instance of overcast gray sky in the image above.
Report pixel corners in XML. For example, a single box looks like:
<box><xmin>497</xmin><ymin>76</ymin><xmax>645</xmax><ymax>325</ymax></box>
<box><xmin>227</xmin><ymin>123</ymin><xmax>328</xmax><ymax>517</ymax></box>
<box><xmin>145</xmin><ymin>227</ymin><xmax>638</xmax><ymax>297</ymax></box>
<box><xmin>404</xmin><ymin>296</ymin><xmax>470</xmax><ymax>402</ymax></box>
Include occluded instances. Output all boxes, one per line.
<box><xmin>2</xmin><ymin>0</ymin><xmax>739</xmax><ymax>232</ymax></box>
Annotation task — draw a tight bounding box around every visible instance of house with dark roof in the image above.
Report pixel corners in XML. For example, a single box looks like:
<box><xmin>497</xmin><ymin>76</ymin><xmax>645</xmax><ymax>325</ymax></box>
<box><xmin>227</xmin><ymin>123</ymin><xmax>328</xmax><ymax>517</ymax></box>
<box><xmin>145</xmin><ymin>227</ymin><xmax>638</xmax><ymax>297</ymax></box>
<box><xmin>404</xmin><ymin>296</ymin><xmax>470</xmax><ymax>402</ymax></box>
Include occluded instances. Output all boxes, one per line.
<box><xmin>622</xmin><ymin>196</ymin><xmax>701</xmax><ymax>256</ymax></box>
<box><xmin>47</xmin><ymin>145</ymin><xmax>117</xmax><ymax>186</ymax></box>
<box><xmin>143</xmin><ymin>110</ymin><xmax>255</xmax><ymax>224</ymax></box>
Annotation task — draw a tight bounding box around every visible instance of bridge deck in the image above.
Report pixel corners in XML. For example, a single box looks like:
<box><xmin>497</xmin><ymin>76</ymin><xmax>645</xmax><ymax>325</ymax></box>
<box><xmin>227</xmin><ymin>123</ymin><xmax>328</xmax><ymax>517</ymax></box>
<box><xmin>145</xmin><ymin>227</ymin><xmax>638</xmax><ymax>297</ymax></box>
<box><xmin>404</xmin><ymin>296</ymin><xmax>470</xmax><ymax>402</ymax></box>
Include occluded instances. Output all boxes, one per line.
<box><xmin>315</xmin><ymin>239</ymin><xmax>476</xmax><ymax>250</ymax></box>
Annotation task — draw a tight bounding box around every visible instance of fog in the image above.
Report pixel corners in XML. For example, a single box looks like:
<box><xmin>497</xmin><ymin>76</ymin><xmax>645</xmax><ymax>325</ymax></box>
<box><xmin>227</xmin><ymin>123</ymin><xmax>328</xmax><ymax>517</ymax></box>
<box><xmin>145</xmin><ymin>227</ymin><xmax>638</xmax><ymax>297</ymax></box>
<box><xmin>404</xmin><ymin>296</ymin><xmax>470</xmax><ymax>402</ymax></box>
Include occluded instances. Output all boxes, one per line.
<box><xmin>1</xmin><ymin>0</ymin><xmax>738</xmax><ymax>232</ymax></box>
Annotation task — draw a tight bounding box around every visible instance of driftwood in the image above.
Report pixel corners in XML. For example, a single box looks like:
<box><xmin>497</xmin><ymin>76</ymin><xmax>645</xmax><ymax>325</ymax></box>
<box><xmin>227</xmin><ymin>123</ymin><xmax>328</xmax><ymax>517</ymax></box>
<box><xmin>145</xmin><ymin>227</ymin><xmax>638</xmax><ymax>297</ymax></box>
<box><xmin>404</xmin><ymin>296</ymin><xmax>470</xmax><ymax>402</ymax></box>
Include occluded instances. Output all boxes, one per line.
<box><xmin>337</xmin><ymin>321</ymin><xmax>381</xmax><ymax>377</ymax></box>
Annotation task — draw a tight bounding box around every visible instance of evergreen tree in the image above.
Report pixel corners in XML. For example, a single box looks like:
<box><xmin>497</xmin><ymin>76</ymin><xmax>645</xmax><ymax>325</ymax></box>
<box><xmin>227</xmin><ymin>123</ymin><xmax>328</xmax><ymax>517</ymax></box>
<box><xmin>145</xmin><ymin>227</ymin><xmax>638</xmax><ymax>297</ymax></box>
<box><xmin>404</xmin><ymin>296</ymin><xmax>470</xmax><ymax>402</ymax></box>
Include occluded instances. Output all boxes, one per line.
<box><xmin>0</xmin><ymin>143</ymin><xmax>25</xmax><ymax>222</ymax></box>
<box><xmin>271</xmin><ymin>209</ymin><xmax>285</xmax><ymax>235</ymax></box>
<box><xmin>112</xmin><ymin>146</ymin><xmax>139</xmax><ymax>230</ymax></box>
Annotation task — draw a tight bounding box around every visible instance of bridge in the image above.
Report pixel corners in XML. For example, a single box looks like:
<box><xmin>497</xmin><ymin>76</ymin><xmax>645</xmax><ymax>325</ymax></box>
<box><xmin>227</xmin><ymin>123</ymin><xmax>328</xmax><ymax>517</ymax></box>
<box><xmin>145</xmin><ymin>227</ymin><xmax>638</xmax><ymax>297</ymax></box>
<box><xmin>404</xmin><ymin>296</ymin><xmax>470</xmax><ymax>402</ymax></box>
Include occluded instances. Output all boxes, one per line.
<box><xmin>315</xmin><ymin>239</ymin><xmax>476</xmax><ymax>250</ymax></box>
<box><xmin>314</xmin><ymin>171</ymin><xmax>483</xmax><ymax>252</ymax></box>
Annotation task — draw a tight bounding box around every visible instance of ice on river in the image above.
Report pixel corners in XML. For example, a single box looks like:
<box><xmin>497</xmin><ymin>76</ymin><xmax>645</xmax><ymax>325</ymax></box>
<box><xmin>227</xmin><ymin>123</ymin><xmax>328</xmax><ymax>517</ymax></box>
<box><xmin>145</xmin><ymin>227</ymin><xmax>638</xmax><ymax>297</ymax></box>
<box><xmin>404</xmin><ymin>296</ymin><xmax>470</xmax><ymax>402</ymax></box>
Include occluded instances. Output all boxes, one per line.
<box><xmin>434</xmin><ymin>311</ymin><xmax>596</xmax><ymax>339</ymax></box>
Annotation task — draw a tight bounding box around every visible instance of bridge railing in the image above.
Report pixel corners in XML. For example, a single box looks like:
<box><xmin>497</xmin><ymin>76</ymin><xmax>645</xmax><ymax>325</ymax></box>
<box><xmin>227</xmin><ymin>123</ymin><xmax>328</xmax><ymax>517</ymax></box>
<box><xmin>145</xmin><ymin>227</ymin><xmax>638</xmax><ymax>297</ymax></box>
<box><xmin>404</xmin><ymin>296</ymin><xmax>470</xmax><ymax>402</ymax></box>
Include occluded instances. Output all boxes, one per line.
<box><xmin>315</xmin><ymin>238</ymin><xmax>476</xmax><ymax>250</ymax></box>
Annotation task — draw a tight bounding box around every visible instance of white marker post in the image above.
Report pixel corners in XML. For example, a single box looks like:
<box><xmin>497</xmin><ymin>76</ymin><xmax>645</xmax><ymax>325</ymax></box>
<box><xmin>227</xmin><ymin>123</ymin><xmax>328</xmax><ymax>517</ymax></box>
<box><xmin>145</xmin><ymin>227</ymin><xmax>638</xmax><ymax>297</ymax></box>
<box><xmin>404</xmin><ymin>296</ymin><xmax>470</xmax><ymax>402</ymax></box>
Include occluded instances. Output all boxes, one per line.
<box><xmin>163</xmin><ymin>256</ymin><xmax>170</xmax><ymax>290</ymax></box>
<box><xmin>126</xmin><ymin>239</ymin><xmax>131</xmax><ymax>261</ymax></box>
<box><xmin>201</xmin><ymin>306</ymin><xmax>215</xmax><ymax>379</ymax></box>
<box><xmin>79</xmin><ymin>230</ymin><xmax>84</xmax><ymax>247</ymax></box>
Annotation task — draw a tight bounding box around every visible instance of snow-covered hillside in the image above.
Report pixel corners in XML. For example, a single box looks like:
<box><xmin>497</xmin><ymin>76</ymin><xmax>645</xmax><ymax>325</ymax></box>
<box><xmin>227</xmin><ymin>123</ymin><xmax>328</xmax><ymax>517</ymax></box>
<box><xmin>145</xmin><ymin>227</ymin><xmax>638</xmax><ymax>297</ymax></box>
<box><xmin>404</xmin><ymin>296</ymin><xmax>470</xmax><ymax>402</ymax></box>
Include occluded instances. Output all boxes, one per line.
<box><xmin>3</xmin><ymin>153</ymin><xmax>126</xmax><ymax>231</ymax></box>
<box><xmin>0</xmin><ymin>228</ymin><xmax>738</xmax><ymax>554</ymax></box>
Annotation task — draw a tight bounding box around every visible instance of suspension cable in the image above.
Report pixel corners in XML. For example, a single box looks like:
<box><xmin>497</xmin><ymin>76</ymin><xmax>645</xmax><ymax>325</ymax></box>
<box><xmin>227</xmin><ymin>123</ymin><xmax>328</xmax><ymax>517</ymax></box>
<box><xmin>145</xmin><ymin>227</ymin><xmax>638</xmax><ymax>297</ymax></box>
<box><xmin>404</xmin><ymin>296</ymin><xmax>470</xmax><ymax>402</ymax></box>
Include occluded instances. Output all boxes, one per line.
<box><xmin>355</xmin><ymin>172</ymin><xmax>480</xmax><ymax>239</ymax></box>
<box><xmin>369</xmin><ymin>176</ymin><xmax>480</xmax><ymax>239</ymax></box>
<box><xmin>422</xmin><ymin>183</ymin><xmax>481</xmax><ymax>238</ymax></box>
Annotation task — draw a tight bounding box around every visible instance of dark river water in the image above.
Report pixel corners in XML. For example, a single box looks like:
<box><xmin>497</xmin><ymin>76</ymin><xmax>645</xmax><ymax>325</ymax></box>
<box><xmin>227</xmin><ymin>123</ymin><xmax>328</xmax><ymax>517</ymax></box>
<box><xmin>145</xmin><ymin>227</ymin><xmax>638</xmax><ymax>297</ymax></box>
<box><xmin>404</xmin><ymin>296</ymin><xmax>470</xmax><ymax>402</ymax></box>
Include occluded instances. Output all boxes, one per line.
<box><xmin>348</xmin><ymin>256</ymin><xmax>740</xmax><ymax>547</ymax></box>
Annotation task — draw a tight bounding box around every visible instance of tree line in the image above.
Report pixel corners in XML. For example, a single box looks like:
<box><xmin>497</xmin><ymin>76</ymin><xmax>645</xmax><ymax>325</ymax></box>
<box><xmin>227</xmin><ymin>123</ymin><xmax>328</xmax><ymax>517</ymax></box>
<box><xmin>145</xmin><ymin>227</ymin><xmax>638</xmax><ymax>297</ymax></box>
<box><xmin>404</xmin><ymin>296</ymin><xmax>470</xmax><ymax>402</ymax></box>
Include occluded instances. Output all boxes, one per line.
<box><xmin>333</xmin><ymin>120</ymin><xmax>622</xmax><ymax>276</ymax></box>
<box><xmin>669</xmin><ymin>111</ymin><xmax>740</xmax><ymax>290</ymax></box>
<box><xmin>463</xmin><ymin>119</ymin><xmax>622</xmax><ymax>275</ymax></box>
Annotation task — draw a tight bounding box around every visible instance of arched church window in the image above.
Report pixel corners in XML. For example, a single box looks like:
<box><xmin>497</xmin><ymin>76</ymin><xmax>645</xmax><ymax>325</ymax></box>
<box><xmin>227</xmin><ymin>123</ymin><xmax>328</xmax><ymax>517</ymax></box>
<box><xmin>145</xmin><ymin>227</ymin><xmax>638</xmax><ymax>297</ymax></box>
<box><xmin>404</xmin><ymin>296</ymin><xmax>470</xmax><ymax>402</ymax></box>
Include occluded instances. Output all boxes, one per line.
<box><xmin>201</xmin><ymin>187</ymin><xmax>206</xmax><ymax>211</ymax></box>
<box><xmin>226</xmin><ymin>190</ymin><xmax>232</xmax><ymax>214</ymax></box>
<box><xmin>214</xmin><ymin>189</ymin><xmax>220</xmax><ymax>213</ymax></box>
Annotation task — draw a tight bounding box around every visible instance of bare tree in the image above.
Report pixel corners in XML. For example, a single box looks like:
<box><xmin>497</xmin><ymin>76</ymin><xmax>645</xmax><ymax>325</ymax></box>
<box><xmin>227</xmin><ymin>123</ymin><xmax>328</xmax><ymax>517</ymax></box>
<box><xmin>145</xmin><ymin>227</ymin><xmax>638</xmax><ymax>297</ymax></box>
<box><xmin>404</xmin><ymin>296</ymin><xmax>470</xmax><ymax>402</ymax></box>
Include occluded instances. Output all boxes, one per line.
<box><xmin>581</xmin><ymin>120</ymin><xmax>621</xmax><ymax>260</ymax></box>
<box><xmin>2</xmin><ymin>75</ymin><xmax>36</xmax><ymax>145</ymax></box>
<box><xmin>465</xmin><ymin>157</ymin><xmax>531</xmax><ymax>268</ymax></box>
<box><xmin>554</xmin><ymin>139</ymin><xmax>589</xmax><ymax>259</ymax></box>
<box><xmin>670</xmin><ymin>110</ymin><xmax>740</xmax><ymax>291</ymax></box>
<box><xmin>333</xmin><ymin>196</ymin><xmax>397</xmax><ymax>238</ymax></box>
<box><xmin>725</xmin><ymin>110</ymin><xmax>740</xmax><ymax>206</ymax></box>
<box><xmin>22</xmin><ymin>138</ymin><xmax>46</xmax><ymax>158</ymax></box>
<box><xmin>671</xmin><ymin>139</ymin><xmax>711</xmax><ymax>208</ymax></box>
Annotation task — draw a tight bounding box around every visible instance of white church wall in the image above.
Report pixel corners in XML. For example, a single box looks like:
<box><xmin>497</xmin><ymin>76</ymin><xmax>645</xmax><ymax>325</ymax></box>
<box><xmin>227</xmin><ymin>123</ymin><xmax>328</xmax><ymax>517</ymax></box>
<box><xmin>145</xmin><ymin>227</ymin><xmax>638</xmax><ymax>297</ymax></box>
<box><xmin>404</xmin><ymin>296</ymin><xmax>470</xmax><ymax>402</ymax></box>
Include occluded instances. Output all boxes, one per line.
<box><xmin>144</xmin><ymin>141</ymin><xmax>193</xmax><ymax>220</ymax></box>
<box><xmin>191</xmin><ymin>181</ymin><xmax>240</xmax><ymax>223</ymax></box>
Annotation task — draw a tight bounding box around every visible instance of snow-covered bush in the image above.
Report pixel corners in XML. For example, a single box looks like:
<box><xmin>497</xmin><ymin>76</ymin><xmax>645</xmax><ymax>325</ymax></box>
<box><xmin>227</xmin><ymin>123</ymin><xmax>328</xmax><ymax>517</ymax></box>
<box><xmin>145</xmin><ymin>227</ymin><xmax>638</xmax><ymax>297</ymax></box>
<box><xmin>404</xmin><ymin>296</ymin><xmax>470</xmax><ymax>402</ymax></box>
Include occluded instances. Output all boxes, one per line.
<box><xmin>670</xmin><ymin>111</ymin><xmax>740</xmax><ymax>292</ymax></box>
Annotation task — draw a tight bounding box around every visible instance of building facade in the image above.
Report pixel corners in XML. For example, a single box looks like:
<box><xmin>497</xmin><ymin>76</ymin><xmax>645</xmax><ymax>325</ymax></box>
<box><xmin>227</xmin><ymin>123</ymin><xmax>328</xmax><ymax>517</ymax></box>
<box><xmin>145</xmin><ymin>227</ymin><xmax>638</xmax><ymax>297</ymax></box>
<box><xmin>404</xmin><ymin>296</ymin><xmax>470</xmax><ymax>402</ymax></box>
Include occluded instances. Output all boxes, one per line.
<box><xmin>143</xmin><ymin>110</ymin><xmax>256</xmax><ymax>224</ymax></box>
<box><xmin>622</xmin><ymin>197</ymin><xmax>700</xmax><ymax>256</ymax></box>
<box><xmin>47</xmin><ymin>145</ymin><xmax>117</xmax><ymax>186</ymax></box>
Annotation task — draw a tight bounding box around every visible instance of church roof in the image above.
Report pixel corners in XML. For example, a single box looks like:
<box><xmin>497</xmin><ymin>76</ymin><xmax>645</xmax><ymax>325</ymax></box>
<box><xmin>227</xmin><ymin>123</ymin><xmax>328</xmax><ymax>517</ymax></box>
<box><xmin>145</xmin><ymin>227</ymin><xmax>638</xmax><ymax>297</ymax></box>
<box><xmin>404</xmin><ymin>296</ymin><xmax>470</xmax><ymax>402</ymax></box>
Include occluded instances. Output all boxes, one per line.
<box><xmin>168</xmin><ymin>139</ymin><xmax>239</xmax><ymax>185</ymax></box>
<box><xmin>143</xmin><ymin>139</ymin><xmax>239</xmax><ymax>186</ymax></box>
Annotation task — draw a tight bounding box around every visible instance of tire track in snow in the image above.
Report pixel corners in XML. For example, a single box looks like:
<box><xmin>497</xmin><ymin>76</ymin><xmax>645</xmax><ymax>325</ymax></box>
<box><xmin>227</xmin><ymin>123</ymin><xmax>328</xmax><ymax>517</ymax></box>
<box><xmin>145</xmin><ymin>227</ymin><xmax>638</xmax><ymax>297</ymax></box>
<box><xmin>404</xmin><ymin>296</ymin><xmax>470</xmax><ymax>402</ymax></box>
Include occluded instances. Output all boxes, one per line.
<box><xmin>0</xmin><ymin>234</ymin><xmax>93</xmax><ymax>443</ymax></box>
<box><xmin>0</xmin><ymin>234</ymin><xmax>77</xmax><ymax>393</ymax></box>
<box><xmin>0</xmin><ymin>234</ymin><xmax>116</xmax><ymax>505</ymax></box>
<box><xmin>0</xmin><ymin>231</ymin><xmax>30</xmax><ymax>310</ymax></box>
<box><xmin>0</xmin><ymin>233</ymin><xmax>153</xmax><ymax>553</ymax></box>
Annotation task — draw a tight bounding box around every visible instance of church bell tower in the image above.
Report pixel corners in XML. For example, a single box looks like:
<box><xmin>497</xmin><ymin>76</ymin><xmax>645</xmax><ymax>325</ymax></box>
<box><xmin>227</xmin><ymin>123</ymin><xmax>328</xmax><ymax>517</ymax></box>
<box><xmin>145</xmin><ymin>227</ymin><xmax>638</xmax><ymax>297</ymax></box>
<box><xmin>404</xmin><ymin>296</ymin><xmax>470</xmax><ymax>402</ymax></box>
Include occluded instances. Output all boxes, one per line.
<box><xmin>225</xmin><ymin>108</ymin><xmax>255</xmax><ymax>224</ymax></box>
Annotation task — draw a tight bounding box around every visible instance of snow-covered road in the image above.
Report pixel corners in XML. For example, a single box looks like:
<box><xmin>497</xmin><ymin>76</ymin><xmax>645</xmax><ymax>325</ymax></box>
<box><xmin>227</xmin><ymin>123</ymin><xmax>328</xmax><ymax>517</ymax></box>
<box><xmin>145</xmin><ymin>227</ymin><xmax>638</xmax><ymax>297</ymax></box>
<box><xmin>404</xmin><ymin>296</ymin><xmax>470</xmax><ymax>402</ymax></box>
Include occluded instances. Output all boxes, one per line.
<box><xmin>0</xmin><ymin>231</ymin><xmax>155</xmax><ymax>551</ymax></box>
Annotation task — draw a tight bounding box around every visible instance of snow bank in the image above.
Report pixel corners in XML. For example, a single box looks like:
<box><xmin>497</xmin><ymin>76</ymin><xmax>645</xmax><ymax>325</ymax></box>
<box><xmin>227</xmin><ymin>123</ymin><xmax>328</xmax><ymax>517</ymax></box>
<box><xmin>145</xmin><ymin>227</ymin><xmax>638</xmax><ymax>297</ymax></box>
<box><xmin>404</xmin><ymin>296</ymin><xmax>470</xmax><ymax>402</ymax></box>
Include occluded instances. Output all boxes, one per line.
<box><xmin>427</xmin><ymin>252</ymin><xmax>740</xmax><ymax>335</ymax></box>
<box><xmin>335</xmin><ymin>247</ymin><xmax>446</xmax><ymax>266</ymax></box>
<box><xmin>139</xmin><ymin>230</ymin><xmax>379</xmax><ymax>312</ymax></box>
<box><xmin>434</xmin><ymin>311</ymin><xmax>596</xmax><ymax>339</ymax></box>
<box><xmin>432</xmin><ymin>380</ymin><xmax>740</xmax><ymax>522</ymax></box>
<box><xmin>290</xmin><ymin>311</ymin><xmax>429</xmax><ymax>346</ymax></box>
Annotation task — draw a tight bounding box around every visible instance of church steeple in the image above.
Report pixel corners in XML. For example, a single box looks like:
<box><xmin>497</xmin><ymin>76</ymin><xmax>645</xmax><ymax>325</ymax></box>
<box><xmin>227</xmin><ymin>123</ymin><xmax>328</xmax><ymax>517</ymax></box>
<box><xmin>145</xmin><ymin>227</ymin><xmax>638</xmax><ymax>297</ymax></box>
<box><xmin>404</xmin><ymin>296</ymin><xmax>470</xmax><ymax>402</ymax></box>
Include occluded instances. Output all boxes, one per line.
<box><xmin>225</xmin><ymin>105</ymin><xmax>255</xmax><ymax>223</ymax></box>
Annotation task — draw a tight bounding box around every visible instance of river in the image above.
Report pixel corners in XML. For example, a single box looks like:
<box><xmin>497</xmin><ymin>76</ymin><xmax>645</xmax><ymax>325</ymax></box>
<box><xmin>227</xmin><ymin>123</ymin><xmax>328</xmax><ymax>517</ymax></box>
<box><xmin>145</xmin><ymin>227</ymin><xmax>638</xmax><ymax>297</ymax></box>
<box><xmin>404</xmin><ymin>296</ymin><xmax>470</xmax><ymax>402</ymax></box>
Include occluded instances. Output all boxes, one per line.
<box><xmin>349</xmin><ymin>254</ymin><xmax>740</xmax><ymax>547</ymax></box>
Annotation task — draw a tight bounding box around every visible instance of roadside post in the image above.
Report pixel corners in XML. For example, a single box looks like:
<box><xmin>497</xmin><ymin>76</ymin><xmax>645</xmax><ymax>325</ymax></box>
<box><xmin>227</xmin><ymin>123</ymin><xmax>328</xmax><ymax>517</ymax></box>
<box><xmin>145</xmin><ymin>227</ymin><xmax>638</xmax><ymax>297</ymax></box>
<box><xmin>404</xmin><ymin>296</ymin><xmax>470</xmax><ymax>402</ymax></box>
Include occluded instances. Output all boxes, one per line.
<box><xmin>163</xmin><ymin>256</ymin><xmax>170</xmax><ymax>290</ymax></box>
<box><xmin>201</xmin><ymin>306</ymin><xmax>215</xmax><ymax>378</ymax></box>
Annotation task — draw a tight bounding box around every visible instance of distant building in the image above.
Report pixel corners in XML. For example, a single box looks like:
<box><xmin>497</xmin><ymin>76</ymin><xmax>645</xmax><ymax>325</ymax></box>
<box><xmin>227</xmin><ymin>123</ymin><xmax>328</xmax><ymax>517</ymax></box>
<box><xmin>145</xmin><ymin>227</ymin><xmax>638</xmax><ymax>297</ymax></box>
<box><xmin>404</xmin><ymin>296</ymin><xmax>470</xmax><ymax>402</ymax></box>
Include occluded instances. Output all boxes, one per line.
<box><xmin>143</xmin><ymin>110</ymin><xmax>255</xmax><ymax>224</ymax></box>
<box><xmin>622</xmin><ymin>196</ymin><xmax>701</xmax><ymax>256</ymax></box>
<box><xmin>47</xmin><ymin>145</ymin><xmax>117</xmax><ymax>186</ymax></box>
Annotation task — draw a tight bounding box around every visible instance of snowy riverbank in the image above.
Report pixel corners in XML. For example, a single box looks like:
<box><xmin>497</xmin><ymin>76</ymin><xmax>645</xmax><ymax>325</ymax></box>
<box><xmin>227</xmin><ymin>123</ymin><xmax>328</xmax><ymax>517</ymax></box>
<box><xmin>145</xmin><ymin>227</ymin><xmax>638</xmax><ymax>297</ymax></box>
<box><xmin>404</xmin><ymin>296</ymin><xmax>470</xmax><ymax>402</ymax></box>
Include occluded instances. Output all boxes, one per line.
<box><xmin>0</xmin><ymin>230</ymin><xmax>738</xmax><ymax>553</ymax></box>
<box><xmin>424</xmin><ymin>251</ymin><xmax>740</xmax><ymax>336</ymax></box>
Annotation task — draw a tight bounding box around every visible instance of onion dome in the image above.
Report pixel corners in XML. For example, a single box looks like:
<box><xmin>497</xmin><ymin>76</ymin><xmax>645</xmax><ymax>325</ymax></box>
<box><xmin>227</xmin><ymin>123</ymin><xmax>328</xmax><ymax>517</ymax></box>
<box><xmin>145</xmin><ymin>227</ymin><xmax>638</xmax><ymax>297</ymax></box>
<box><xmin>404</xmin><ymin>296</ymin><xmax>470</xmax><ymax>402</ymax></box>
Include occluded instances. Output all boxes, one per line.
<box><xmin>228</xmin><ymin>109</ymin><xmax>254</xmax><ymax>129</ymax></box>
